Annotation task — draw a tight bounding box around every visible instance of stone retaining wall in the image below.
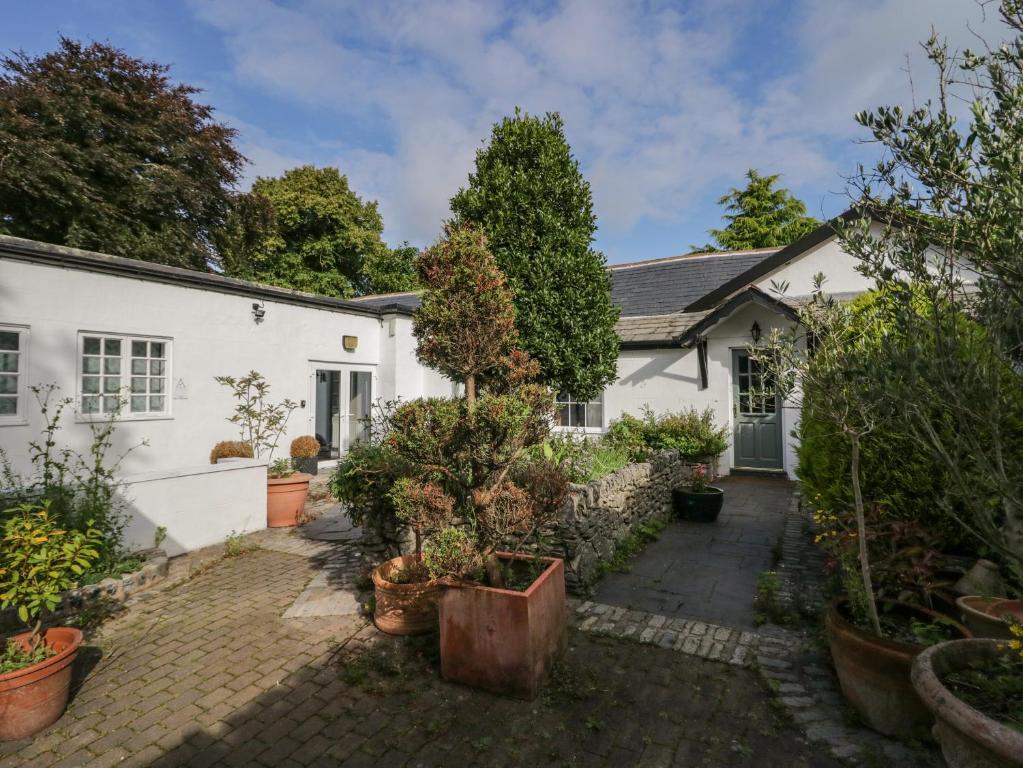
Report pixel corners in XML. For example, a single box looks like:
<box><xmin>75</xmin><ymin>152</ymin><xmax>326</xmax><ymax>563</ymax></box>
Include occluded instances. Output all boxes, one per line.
<box><xmin>521</xmin><ymin>452</ymin><xmax>717</xmax><ymax>593</ymax></box>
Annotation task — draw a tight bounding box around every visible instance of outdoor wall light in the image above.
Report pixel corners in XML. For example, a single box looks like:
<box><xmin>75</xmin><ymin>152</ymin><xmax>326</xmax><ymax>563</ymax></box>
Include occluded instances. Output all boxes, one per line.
<box><xmin>252</xmin><ymin>302</ymin><xmax>266</xmax><ymax>324</ymax></box>
<box><xmin>342</xmin><ymin>335</ymin><xmax>358</xmax><ymax>351</ymax></box>
<box><xmin>750</xmin><ymin>321</ymin><xmax>762</xmax><ymax>344</ymax></box>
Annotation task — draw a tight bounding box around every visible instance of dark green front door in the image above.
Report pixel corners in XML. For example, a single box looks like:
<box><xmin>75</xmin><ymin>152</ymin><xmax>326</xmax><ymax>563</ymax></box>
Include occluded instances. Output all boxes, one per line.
<box><xmin>732</xmin><ymin>349</ymin><xmax>783</xmax><ymax>470</ymax></box>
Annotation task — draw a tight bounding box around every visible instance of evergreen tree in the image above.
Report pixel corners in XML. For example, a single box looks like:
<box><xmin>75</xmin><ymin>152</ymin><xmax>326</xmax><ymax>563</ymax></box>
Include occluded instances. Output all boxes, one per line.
<box><xmin>705</xmin><ymin>170</ymin><xmax>820</xmax><ymax>251</ymax></box>
<box><xmin>450</xmin><ymin>110</ymin><xmax>619</xmax><ymax>401</ymax></box>
<box><xmin>364</xmin><ymin>243</ymin><xmax>421</xmax><ymax>294</ymax></box>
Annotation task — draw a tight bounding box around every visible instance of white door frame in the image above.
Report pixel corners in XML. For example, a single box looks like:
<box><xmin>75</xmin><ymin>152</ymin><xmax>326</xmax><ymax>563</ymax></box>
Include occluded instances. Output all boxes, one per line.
<box><xmin>307</xmin><ymin>361</ymin><xmax>377</xmax><ymax>459</ymax></box>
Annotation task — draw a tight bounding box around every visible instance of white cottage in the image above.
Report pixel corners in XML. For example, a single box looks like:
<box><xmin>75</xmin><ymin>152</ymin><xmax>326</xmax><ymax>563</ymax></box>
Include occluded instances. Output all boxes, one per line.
<box><xmin>0</xmin><ymin>218</ymin><xmax>871</xmax><ymax>553</ymax></box>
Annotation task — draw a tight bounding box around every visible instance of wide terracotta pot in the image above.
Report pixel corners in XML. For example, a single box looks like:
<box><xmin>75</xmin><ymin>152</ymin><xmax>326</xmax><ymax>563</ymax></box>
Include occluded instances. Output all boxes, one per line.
<box><xmin>912</xmin><ymin>639</ymin><xmax>1023</xmax><ymax>768</ymax></box>
<box><xmin>439</xmin><ymin>553</ymin><xmax>567</xmax><ymax>700</ymax></box>
<box><xmin>372</xmin><ymin>555</ymin><xmax>442</xmax><ymax>636</ymax></box>
<box><xmin>957</xmin><ymin>596</ymin><xmax>1018</xmax><ymax>640</ymax></box>
<box><xmin>826</xmin><ymin>598</ymin><xmax>971</xmax><ymax>739</ymax></box>
<box><xmin>266</xmin><ymin>473</ymin><xmax>312</xmax><ymax>528</ymax></box>
<box><xmin>0</xmin><ymin>627</ymin><xmax>83</xmax><ymax>741</ymax></box>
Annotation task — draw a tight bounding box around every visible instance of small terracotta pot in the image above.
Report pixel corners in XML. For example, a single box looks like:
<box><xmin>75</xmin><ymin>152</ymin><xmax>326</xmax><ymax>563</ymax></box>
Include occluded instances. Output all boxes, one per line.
<box><xmin>825</xmin><ymin>598</ymin><xmax>971</xmax><ymax>739</ymax></box>
<box><xmin>957</xmin><ymin>596</ymin><xmax>1018</xmax><ymax>640</ymax></box>
<box><xmin>912</xmin><ymin>639</ymin><xmax>1023</xmax><ymax>768</ymax></box>
<box><xmin>0</xmin><ymin>627</ymin><xmax>83</xmax><ymax>741</ymax></box>
<box><xmin>266</xmin><ymin>473</ymin><xmax>312</xmax><ymax>528</ymax></box>
<box><xmin>371</xmin><ymin>555</ymin><xmax>442</xmax><ymax>636</ymax></box>
<box><xmin>439</xmin><ymin>553</ymin><xmax>567</xmax><ymax>700</ymax></box>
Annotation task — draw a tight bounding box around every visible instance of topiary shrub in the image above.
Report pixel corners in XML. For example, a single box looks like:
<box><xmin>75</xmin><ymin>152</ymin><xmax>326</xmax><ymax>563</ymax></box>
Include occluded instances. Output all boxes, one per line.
<box><xmin>289</xmin><ymin>435</ymin><xmax>320</xmax><ymax>459</ymax></box>
<box><xmin>209</xmin><ymin>440</ymin><xmax>254</xmax><ymax>464</ymax></box>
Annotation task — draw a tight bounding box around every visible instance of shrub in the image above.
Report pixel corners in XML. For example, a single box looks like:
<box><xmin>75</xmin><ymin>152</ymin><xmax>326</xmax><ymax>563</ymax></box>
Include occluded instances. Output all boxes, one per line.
<box><xmin>602</xmin><ymin>413</ymin><xmax>649</xmax><ymax>461</ymax></box>
<box><xmin>423</xmin><ymin>527</ymin><xmax>482</xmax><ymax>580</ymax></box>
<box><xmin>329</xmin><ymin>441</ymin><xmax>409</xmax><ymax>531</ymax></box>
<box><xmin>209</xmin><ymin>440</ymin><xmax>254</xmax><ymax>464</ymax></box>
<box><xmin>289</xmin><ymin>435</ymin><xmax>320</xmax><ymax>459</ymax></box>
<box><xmin>533</xmin><ymin>435</ymin><xmax>630</xmax><ymax>483</ymax></box>
<box><xmin>0</xmin><ymin>501</ymin><xmax>102</xmax><ymax>657</ymax></box>
<box><xmin>604</xmin><ymin>407</ymin><xmax>729</xmax><ymax>462</ymax></box>
<box><xmin>268</xmin><ymin>458</ymin><xmax>294</xmax><ymax>479</ymax></box>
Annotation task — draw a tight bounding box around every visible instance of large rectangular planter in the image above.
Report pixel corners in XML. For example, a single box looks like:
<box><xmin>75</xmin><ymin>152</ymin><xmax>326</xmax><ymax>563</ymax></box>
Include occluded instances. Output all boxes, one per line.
<box><xmin>439</xmin><ymin>553</ymin><xmax>567</xmax><ymax>700</ymax></box>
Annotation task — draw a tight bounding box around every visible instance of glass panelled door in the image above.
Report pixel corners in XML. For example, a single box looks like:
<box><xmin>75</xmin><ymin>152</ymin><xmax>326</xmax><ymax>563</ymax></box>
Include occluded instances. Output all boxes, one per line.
<box><xmin>311</xmin><ymin>365</ymin><xmax>374</xmax><ymax>459</ymax></box>
<box><xmin>731</xmin><ymin>349</ymin><xmax>783</xmax><ymax>470</ymax></box>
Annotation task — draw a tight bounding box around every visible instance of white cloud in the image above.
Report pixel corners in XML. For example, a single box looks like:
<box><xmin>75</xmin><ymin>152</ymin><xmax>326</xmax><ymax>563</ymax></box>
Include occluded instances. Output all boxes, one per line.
<box><xmin>187</xmin><ymin>0</ymin><xmax>1006</xmax><ymax>254</ymax></box>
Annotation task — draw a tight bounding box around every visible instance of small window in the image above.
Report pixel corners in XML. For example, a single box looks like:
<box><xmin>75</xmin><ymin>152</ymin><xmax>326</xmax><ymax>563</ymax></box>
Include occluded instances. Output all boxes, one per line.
<box><xmin>555</xmin><ymin>392</ymin><xmax>604</xmax><ymax>430</ymax></box>
<box><xmin>79</xmin><ymin>333</ymin><xmax>171</xmax><ymax>418</ymax></box>
<box><xmin>0</xmin><ymin>325</ymin><xmax>28</xmax><ymax>424</ymax></box>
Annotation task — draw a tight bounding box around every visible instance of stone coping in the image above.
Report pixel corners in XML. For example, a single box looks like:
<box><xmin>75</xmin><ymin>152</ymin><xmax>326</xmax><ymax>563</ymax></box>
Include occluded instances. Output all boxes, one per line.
<box><xmin>120</xmin><ymin>458</ymin><xmax>268</xmax><ymax>484</ymax></box>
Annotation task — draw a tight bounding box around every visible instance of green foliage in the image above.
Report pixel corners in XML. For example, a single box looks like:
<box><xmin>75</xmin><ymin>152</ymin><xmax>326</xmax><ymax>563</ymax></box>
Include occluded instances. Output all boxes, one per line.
<box><xmin>267</xmin><ymin>458</ymin><xmax>294</xmax><ymax>479</ymax></box>
<box><xmin>0</xmin><ymin>502</ymin><xmax>103</xmax><ymax>644</ymax></box>
<box><xmin>228</xmin><ymin>166</ymin><xmax>389</xmax><ymax>298</ymax></box>
<box><xmin>364</xmin><ymin>243</ymin><xmax>421</xmax><ymax>295</ymax></box>
<box><xmin>533</xmin><ymin>434</ymin><xmax>629</xmax><ymax>483</ymax></box>
<box><xmin>704</xmin><ymin>170</ymin><xmax>820</xmax><ymax>252</ymax></box>
<box><xmin>1</xmin><ymin>636</ymin><xmax>55</xmax><ymax>674</ymax></box>
<box><xmin>423</xmin><ymin>527</ymin><xmax>482</xmax><ymax>580</ymax></box>
<box><xmin>450</xmin><ymin>109</ymin><xmax>619</xmax><ymax>400</ymax></box>
<box><xmin>329</xmin><ymin>440</ymin><xmax>409</xmax><ymax>530</ymax></box>
<box><xmin>944</xmin><ymin>651</ymin><xmax>1023</xmax><ymax>733</ymax></box>
<box><xmin>0</xmin><ymin>384</ymin><xmax>142</xmax><ymax>571</ymax></box>
<box><xmin>754</xmin><ymin>571</ymin><xmax>798</xmax><ymax>627</ymax></box>
<box><xmin>0</xmin><ymin>37</ymin><xmax>242</xmax><ymax>269</ymax></box>
<box><xmin>604</xmin><ymin>407</ymin><xmax>729</xmax><ymax>461</ymax></box>
<box><xmin>214</xmin><ymin>371</ymin><xmax>297</xmax><ymax>460</ymax></box>
<box><xmin>595</xmin><ymin>518</ymin><xmax>666</xmax><ymax>578</ymax></box>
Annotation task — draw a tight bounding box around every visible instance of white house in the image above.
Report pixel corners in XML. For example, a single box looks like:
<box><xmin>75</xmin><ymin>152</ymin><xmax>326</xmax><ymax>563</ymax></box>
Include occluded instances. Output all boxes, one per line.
<box><xmin>0</xmin><ymin>218</ymin><xmax>872</xmax><ymax>553</ymax></box>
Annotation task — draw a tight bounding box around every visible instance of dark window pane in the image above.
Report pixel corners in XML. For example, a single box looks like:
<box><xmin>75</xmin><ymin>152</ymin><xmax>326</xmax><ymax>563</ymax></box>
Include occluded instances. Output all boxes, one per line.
<box><xmin>557</xmin><ymin>404</ymin><xmax>571</xmax><ymax>427</ymax></box>
<box><xmin>132</xmin><ymin>340</ymin><xmax>147</xmax><ymax>357</ymax></box>
<box><xmin>83</xmin><ymin>337</ymin><xmax>101</xmax><ymax>355</ymax></box>
<box><xmin>104</xmin><ymin>338</ymin><xmax>121</xmax><ymax>356</ymax></box>
<box><xmin>0</xmin><ymin>396</ymin><xmax>16</xmax><ymax>414</ymax></box>
<box><xmin>0</xmin><ymin>331</ymin><xmax>18</xmax><ymax>351</ymax></box>
<box><xmin>0</xmin><ymin>352</ymin><xmax>18</xmax><ymax>372</ymax></box>
<box><xmin>586</xmin><ymin>401</ymin><xmax>603</xmax><ymax>429</ymax></box>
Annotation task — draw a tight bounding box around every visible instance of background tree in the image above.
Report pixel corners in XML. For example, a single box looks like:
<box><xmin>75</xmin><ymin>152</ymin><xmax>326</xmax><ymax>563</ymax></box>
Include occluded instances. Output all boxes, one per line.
<box><xmin>231</xmin><ymin>166</ymin><xmax>389</xmax><ymax>298</ymax></box>
<box><xmin>450</xmin><ymin>110</ymin><xmax>619</xmax><ymax>401</ymax></box>
<box><xmin>701</xmin><ymin>169</ymin><xmax>820</xmax><ymax>252</ymax></box>
<box><xmin>363</xmin><ymin>242</ymin><xmax>421</xmax><ymax>294</ymax></box>
<box><xmin>0</xmin><ymin>37</ymin><xmax>242</xmax><ymax>269</ymax></box>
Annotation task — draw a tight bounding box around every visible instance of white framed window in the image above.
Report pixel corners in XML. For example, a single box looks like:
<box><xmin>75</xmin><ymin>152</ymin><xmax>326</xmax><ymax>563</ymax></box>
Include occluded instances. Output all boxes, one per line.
<box><xmin>0</xmin><ymin>325</ymin><xmax>29</xmax><ymax>425</ymax></box>
<box><xmin>555</xmin><ymin>392</ymin><xmax>604</xmax><ymax>431</ymax></box>
<box><xmin>78</xmin><ymin>333</ymin><xmax>171</xmax><ymax>419</ymax></box>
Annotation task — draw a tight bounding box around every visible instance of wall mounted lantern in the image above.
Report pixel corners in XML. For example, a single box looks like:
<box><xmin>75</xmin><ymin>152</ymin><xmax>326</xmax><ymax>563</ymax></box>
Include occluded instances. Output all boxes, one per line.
<box><xmin>750</xmin><ymin>321</ymin><xmax>762</xmax><ymax>345</ymax></box>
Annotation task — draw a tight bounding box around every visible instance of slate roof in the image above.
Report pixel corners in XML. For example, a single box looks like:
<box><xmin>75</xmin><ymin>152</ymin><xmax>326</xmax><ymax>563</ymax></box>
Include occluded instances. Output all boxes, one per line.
<box><xmin>609</xmin><ymin>248</ymin><xmax>780</xmax><ymax>317</ymax></box>
<box><xmin>615</xmin><ymin>312</ymin><xmax>710</xmax><ymax>347</ymax></box>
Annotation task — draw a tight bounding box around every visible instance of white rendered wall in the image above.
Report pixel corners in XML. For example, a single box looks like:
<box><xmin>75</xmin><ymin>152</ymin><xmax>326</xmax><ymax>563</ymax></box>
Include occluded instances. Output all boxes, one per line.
<box><xmin>0</xmin><ymin>258</ymin><xmax>440</xmax><ymax>477</ymax></box>
<box><xmin>755</xmin><ymin>234</ymin><xmax>874</xmax><ymax>298</ymax></box>
<box><xmin>119</xmin><ymin>460</ymin><xmax>267</xmax><ymax>557</ymax></box>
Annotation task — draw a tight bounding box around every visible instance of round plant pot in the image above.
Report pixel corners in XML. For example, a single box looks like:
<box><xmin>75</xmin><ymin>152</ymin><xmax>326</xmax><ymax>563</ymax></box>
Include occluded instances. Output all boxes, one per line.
<box><xmin>292</xmin><ymin>457</ymin><xmax>319</xmax><ymax>476</ymax></box>
<box><xmin>266</xmin><ymin>473</ymin><xmax>312</xmax><ymax>528</ymax></box>
<box><xmin>912</xmin><ymin>639</ymin><xmax>1023</xmax><ymax>768</ymax></box>
<box><xmin>825</xmin><ymin>598</ymin><xmax>971</xmax><ymax>739</ymax></box>
<box><xmin>372</xmin><ymin>555</ymin><xmax>443</xmax><ymax>636</ymax></box>
<box><xmin>0</xmin><ymin>627</ymin><xmax>83</xmax><ymax>741</ymax></box>
<box><xmin>957</xmin><ymin>596</ymin><xmax>1018</xmax><ymax>640</ymax></box>
<box><xmin>672</xmin><ymin>487</ymin><xmax>724</xmax><ymax>522</ymax></box>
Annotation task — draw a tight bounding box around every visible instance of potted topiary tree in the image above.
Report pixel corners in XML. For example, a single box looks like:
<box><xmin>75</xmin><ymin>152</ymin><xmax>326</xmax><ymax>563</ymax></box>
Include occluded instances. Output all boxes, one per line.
<box><xmin>215</xmin><ymin>371</ymin><xmax>308</xmax><ymax>528</ymax></box>
<box><xmin>289</xmin><ymin>435</ymin><xmax>321</xmax><ymax>476</ymax></box>
<box><xmin>0</xmin><ymin>502</ymin><xmax>102</xmax><ymax>741</ymax></box>
<box><xmin>367</xmin><ymin>225</ymin><xmax>571</xmax><ymax>697</ymax></box>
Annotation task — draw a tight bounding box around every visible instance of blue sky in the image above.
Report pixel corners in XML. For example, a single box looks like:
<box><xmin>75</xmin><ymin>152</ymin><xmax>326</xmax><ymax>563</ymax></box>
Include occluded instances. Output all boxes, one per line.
<box><xmin>1</xmin><ymin>1</ymin><xmax>1002</xmax><ymax>263</ymax></box>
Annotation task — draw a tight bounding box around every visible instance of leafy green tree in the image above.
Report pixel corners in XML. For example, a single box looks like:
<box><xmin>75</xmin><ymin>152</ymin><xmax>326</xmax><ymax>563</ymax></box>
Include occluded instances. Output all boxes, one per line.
<box><xmin>703</xmin><ymin>170</ymin><xmax>820</xmax><ymax>251</ymax></box>
<box><xmin>234</xmin><ymin>166</ymin><xmax>389</xmax><ymax>298</ymax></box>
<box><xmin>364</xmin><ymin>243</ymin><xmax>421</xmax><ymax>294</ymax></box>
<box><xmin>450</xmin><ymin>110</ymin><xmax>619</xmax><ymax>401</ymax></box>
<box><xmin>0</xmin><ymin>38</ymin><xmax>243</xmax><ymax>270</ymax></box>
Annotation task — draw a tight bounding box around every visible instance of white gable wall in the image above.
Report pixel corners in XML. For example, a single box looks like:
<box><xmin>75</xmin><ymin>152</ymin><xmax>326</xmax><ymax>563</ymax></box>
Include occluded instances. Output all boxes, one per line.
<box><xmin>755</xmin><ymin>233</ymin><xmax>874</xmax><ymax>298</ymax></box>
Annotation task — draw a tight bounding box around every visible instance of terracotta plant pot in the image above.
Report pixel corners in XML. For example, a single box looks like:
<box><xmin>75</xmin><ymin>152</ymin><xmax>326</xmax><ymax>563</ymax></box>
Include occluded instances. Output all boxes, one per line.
<box><xmin>957</xmin><ymin>596</ymin><xmax>1018</xmax><ymax>640</ymax></box>
<box><xmin>672</xmin><ymin>486</ymin><xmax>724</xmax><ymax>522</ymax></box>
<box><xmin>439</xmin><ymin>553</ymin><xmax>567</xmax><ymax>700</ymax></box>
<box><xmin>825</xmin><ymin>598</ymin><xmax>971</xmax><ymax>739</ymax></box>
<box><xmin>0</xmin><ymin>627</ymin><xmax>83</xmax><ymax>741</ymax></box>
<box><xmin>912</xmin><ymin>639</ymin><xmax>1023</xmax><ymax>768</ymax></box>
<box><xmin>372</xmin><ymin>554</ymin><xmax>443</xmax><ymax>636</ymax></box>
<box><xmin>266</xmin><ymin>473</ymin><xmax>312</xmax><ymax>528</ymax></box>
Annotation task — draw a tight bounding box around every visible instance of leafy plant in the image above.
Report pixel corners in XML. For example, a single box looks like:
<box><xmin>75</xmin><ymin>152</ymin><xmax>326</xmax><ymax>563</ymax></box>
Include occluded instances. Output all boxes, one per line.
<box><xmin>153</xmin><ymin>525</ymin><xmax>167</xmax><ymax>550</ymax></box>
<box><xmin>689</xmin><ymin>464</ymin><xmax>710</xmax><ymax>493</ymax></box>
<box><xmin>268</xmin><ymin>458</ymin><xmax>294</xmax><ymax>479</ymax></box>
<box><xmin>214</xmin><ymin>371</ymin><xmax>297</xmax><ymax>460</ymax></box>
<box><xmin>0</xmin><ymin>502</ymin><xmax>102</xmax><ymax>655</ymax></box>
<box><xmin>209</xmin><ymin>440</ymin><xmax>254</xmax><ymax>464</ymax></box>
<box><xmin>604</xmin><ymin>407</ymin><xmax>729</xmax><ymax>462</ymax></box>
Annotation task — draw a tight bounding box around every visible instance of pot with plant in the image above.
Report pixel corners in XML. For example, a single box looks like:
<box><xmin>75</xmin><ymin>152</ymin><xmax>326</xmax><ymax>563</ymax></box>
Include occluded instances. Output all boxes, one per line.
<box><xmin>215</xmin><ymin>371</ymin><xmax>305</xmax><ymax>528</ymax></box>
<box><xmin>911</xmin><ymin>629</ymin><xmax>1023</xmax><ymax>768</ymax></box>
<box><xmin>672</xmin><ymin>463</ymin><xmax>724</xmax><ymax>522</ymax></box>
<box><xmin>290</xmin><ymin>435</ymin><xmax>321</xmax><ymax>476</ymax></box>
<box><xmin>0</xmin><ymin>502</ymin><xmax>102</xmax><ymax>741</ymax></box>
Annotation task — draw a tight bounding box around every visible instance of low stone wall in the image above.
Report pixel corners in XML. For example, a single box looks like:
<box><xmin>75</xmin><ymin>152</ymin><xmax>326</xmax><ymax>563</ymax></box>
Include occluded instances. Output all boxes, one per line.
<box><xmin>524</xmin><ymin>452</ymin><xmax>718</xmax><ymax>593</ymax></box>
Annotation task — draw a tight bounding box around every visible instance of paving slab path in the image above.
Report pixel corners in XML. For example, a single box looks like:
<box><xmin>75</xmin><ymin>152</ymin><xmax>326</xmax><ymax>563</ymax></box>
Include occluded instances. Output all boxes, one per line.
<box><xmin>593</xmin><ymin>475</ymin><xmax>793</xmax><ymax>630</ymax></box>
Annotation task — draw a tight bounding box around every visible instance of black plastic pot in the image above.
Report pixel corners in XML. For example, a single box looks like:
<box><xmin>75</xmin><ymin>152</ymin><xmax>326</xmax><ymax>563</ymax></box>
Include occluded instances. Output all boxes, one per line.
<box><xmin>292</xmin><ymin>457</ymin><xmax>319</xmax><ymax>475</ymax></box>
<box><xmin>672</xmin><ymin>487</ymin><xmax>724</xmax><ymax>522</ymax></box>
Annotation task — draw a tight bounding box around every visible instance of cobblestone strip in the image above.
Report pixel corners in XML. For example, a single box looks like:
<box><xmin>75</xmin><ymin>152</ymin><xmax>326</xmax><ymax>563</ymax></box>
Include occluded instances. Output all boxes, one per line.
<box><xmin>756</xmin><ymin>494</ymin><xmax>938</xmax><ymax>767</ymax></box>
<box><xmin>573</xmin><ymin>601</ymin><xmax>758</xmax><ymax>666</ymax></box>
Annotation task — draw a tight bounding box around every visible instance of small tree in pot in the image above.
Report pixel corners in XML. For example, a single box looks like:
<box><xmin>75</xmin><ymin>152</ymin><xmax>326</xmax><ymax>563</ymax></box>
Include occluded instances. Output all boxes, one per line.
<box><xmin>0</xmin><ymin>502</ymin><xmax>102</xmax><ymax>741</ymax></box>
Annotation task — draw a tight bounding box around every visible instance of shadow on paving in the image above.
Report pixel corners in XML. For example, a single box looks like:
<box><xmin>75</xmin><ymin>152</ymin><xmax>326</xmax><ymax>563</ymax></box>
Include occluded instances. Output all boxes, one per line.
<box><xmin>0</xmin><ymin>546</ymin><xmax>839</xmax><ymax>768</ymax></box>
<box><xmin>594</xmin><ymin>475</ymin><xmax>794</xmax><ymax>630</ymax></box>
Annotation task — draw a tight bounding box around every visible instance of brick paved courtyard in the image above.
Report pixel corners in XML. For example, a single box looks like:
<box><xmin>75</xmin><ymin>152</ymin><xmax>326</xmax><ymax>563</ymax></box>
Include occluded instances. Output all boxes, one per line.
<box><xmin>0</xmin><ymin>540</ymin><xmax>843</xmax><ymax>767</ymax></box>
